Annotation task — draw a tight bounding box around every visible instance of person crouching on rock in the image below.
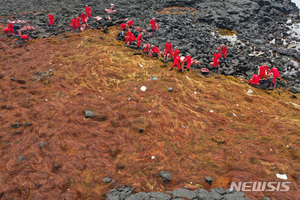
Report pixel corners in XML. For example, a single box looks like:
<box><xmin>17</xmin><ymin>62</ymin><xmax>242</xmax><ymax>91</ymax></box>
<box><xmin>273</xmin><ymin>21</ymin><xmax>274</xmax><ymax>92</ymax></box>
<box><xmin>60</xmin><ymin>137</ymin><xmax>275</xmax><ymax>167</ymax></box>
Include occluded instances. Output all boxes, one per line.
<box><xmin>136</xmin><ymin>32</ymin><xmax>144</xmax><ymax>50</ymax></box>
<box><xmin>120</xmin><ymin>23</ymin><xmax>127</xmax><ymax>31</ymax></box>
<box><xmin>8</xmin><ymin>23</ymin><xmax>14</xmax><ymax>35</ymax></box>
<box><xmin>150</xmin><ymin>45</ymin><xmax>160</xmax><ymax>58</ymax></box>
<box><xmin>21</xmin><ymin>34</ymin><xmax>29</xmax><ymax>42</ymax></box>
<box><xmin>143</xmin><ymin>43</ymin><xmax>150</xmax><ymax>55</ymax></box>
<box><xmin>164</xmin><ymin>40</ymin><xmax>173</xmax><ymax>61</ymax></box>
<box><xmin>3</xmin><ymin>27</ymin><xmax>9</xmax><ymax>34</ymax></box>
<box><xmin>117</xmin><ymin>30</ymin><xmax>125</xmax><ymax>41</ymax></box>
<box><xmin>269</xmin><ymin>66</ymin><xmax>280</xmax><ymax>89</ymax></box>
<box><xmin>258</xmin><ymin>64</ymin><xmax>269</xmax><ymax>84</ymax></box>
<box><xmin>127</xmin><ymin>20</ymin><xmax>133</xmax><ymax>29</ymax></box>
<box><xmin>170</xmin><ymin>54</ymin><xmax>182</xmax><ymax>72</ymax></box>
<box><xmin>183</xmin><ymin>53</ymin><xmax>192</xmax><ymax>71</ymax></box>
<box><xmin>248</xmin><ymin>73</ymin><xmax>260</xmax><ymax>87</ymax></box>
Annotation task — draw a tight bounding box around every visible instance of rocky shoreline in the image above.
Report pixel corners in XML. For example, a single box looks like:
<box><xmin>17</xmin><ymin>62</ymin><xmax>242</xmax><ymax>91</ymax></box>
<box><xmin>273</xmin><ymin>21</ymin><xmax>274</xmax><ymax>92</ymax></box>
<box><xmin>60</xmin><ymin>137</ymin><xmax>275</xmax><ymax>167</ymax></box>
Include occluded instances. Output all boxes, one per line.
<box><xmin>1</xmin><ymin>0</ymin><xmax>300</xmax><ymax>93</ymax></box>
<box><xmin>106</xmin><ymin>186</ymin><xmax>271</xmax><ymax>200</ymax></box>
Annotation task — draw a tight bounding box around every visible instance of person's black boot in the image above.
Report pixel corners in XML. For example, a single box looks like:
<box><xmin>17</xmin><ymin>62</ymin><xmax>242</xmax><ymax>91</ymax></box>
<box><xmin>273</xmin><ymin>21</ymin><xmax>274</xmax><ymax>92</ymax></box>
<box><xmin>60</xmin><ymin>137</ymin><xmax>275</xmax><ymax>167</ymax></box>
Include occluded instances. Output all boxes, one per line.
<box><xmin>170</xmin><ymin>68</ymin><xmax>173</xmax><ymax>71</ymax></box>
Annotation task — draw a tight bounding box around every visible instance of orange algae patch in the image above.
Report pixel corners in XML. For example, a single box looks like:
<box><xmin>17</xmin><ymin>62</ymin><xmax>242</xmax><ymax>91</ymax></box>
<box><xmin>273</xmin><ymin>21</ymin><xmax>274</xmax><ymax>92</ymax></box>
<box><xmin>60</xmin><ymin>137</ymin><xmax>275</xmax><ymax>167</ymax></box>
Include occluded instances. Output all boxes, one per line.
<box><xmin>0</xmin><ymin>27</ymin><xmax>299</xmax><ymax>199</ymax></box>
<box><xmin>157</xmin><ymin>7</ymin><xmax>198</xmax><ymax>15</ymax></box>
<box><xmin>218</xmin><ymin>29</ymin><xmax>237</xmax><ymax>36</ymax></box>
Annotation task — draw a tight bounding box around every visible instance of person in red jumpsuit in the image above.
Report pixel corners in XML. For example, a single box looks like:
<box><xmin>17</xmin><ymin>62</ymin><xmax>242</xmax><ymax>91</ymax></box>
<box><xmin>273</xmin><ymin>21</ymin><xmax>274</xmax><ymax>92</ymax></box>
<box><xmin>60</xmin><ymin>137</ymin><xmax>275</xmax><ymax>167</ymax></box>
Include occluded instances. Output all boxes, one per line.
<box><xmin>3</xmin><ymin>27</ymin><xmax>9</xmax><ymax>34</ymax></box>
<box><xmin>258</xmin><ymin>64</ymin><xmax>269</xmax><ymax>85</ymax></box>
<box><xmin>85</xmin><ymin>5</ymin><xmax>92</xmax><ymax>20</ymax></box>
<box><xmin>21</xmin><ymin>34</ymin><xmax>29</xmax><ymax>42</ymax></box>
<box><xmin>8</xmin><ymin>23</ymin><xmax>14</xmax><ymax>34</ymax></box>
<box><xmin>48</xmin><ymin>13</ymin><xmax>54</xmax><ymax>28</ymax></box>
<box><xmin>149</xmin><ymin>18</ymin><xmax>156</xmax><ymax>32</ymax></box>
<box><xmin>76</xmin><ymin>17</ymin><xmax>81</xmax><ymax>30</ymax></box>
<box><xmin>143</xmin><ymin>43</ymin><xmax>150</xmax><ymax>55</ymax></box>
<box><xmin>173</xmin><ymin>48</ymin><xmax>180</xmax><ymax>59</ymax></box>
<box><xmin>136</xmin><ymin>33</ymin><xmax>143</xmax><ymax>50</ymax></box>
<box><xmin>71</xmin><ymin>18</ymin><xmax>77</xmax><ymax>30</ymax></box>
<box><xmin>218</xmin><ymin>45</ymin><xmax>222</xmax><ymax>55</ymax></box>
<box><xmin>269</xmin><ymin>66</ymin><xmax>280</xmax><ymax>88</ymax></box>
<box><xmin>127</xmin><ymin>20</ymin><xmax>133</xmax><ymax>28</ymax></box>
<box><xmin>170</xmin><ymin>55</ymin><xmax>182</xmax><ymax>72</ymax></box>
<box><xmin>183</xmin><ymin>54</ymin><xmax>192</xmax><ymax>71</ymax></box>
<box><xmin>222</xmin><ymin>44</ymin><xmax>227</xmax><ymax>61</ymax></box>
<box><xmin>120</xmin><ymin>23</ymin><xmax>127</xmax><ymax>31</ymax></box>
<box><xmin>125</xmin><ymin>31</ymin><xmax>132</xmax><ymax>45</ymax></box>
<box><xmin>212</xmin><ymin>52</ymin><xmax>220</xmax><ymax>73</ymax></box>
<box><xmin>81</xmin><ymin>13</ymin><xmax>87</xmax><ymax>24</ymax></box>
<box><xmin>164</xmin><ymin>41</ymin><xmax>173</xmax><ymax>60</ymax></box>
<box><xmin>131</xmin><ymin>34</ymin><xmax>136</xmax><ymax>44</ymax></box>
<box><xmin>249</xmin><ymin>74</ymin><xmax>260</xmax><ymax>86</ymax></box>
<box><xmin>150</xmin><ymin>45</ymin><xmax>160</xmax><ymax>57</ymax></box>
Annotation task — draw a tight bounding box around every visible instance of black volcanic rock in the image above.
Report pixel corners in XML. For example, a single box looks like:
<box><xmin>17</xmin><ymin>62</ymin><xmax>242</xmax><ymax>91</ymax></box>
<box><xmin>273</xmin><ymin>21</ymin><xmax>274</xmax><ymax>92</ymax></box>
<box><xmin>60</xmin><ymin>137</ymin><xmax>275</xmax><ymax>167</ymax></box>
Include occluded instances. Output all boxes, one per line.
<box><xmin>159</xmin><ymin>171</ymin><xmax>172</xmax><ymax>182</ymax></box>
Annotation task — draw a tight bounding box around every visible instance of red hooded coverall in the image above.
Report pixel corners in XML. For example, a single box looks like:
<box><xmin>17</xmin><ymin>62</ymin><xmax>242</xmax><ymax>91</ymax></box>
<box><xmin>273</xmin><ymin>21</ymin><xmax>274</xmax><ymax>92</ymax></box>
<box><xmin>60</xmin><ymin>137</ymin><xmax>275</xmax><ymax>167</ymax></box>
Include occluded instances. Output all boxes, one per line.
<box><xmin>128</xmin><ymin>20</ymin><xmax>133</xmax><ymax>27</ymax></box>
<box><xmin>81</xmin><ymin>13</ymin><xmax>87</xmax><ymax>23</ymax></box>
<box><xmin>213</xmin><ymin>53</ymin><xmax>220</xmax><ymax>67</ymax></box>
<box><xmin>269</xmin><ymin>68</ymin><xmax>280</xmax><ymax>83</ymax></box>
<box><xmin>8</xmin><ymin>23</ymin><xmax>14</xmax><ymax>34</ymax></box>
<box><xmin>120</xmin><ymin>23</ymin><xmax>126</xmax><ymax>30</ymax></box>
<box><xmin>149</xmin><ymin>19</ymin><xmax>155</xmax><ymax>31</ymax></box>
<box><xmin>164</xmin><ymin>43</ymin><xmax>173</xmax><ymax>57</ymax></box>
<box><xmin>136</xmin><ymin>34</ymin><xmax>143</xmax><ymax>47</ymax></box>
<box><xmin>222</xmin><ymin>45</ymin><xmax>227</xmax><ymax>58</ymax></box>
<box><xmin>71</xmin><ymin>19</ymin><xmax>77</xmax><ymax>30</ymax></box>
<box><xmin>249</xmin><ymin>74</ymin><xmax>260</xmax><ymax>85</ymax></box>
<box><xmin>143</xmin><ymin>44</ymin><xmax>150</xmax><ymax>53</ymax></box>
<box><xmin>172</xmin><ymin>56</ymin><xmax>181</xmax><ymax>70</ymax></box>
<box><xmin>184</xmin><ymin>55</ymin><xmax>192</xmax><ymax>70</ymax></box>
<box><xmin>85</xmin><ymin>7</ymin><xmax>92</xmax><ymax>17</ymax></box>
<box><xmin>48</xmin><ymin>14</ymin><xmax>54</xmax><ymax>26</ymax></box>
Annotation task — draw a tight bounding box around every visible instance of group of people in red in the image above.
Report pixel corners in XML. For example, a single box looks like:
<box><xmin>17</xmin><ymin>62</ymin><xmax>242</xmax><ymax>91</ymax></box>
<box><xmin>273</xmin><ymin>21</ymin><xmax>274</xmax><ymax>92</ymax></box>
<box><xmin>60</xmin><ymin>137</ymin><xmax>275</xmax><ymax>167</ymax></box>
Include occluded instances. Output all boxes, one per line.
<box><xmin>2</xmin><ymin>4</ymin><xmax>281</xmax><ymax>87</ymax></box>
<box><xmin>167</xmin><ymin>44</ymin><xmax>193</xmax><ymax>72</ymax></box>
<box><xmin>211</xmin><ymin>44</ymin><xmax>227</xmax><ymax>73</ymax></box>
<box><xmin>118</xmin><ymin>19</ymin><xmax>199</xmax><ymax>73</ymax></box>
<box><xmin>70</xmin><ymin>5</ymin><xmax>91</xmax><ymax>31</ymax></box>
<box><xmin>3</xmin><ymin>22</ymin><xmax>29</xmax><ymax>41</ymax></box>
<box><xmin>118</xmin><ymin>18</ymin><xmax>157</xmax><ymax>49</ymax></box>
<box><xmin>249</xmin><ymin>64</ymin><xmax>280</xmax><ymax>88</ymax></box>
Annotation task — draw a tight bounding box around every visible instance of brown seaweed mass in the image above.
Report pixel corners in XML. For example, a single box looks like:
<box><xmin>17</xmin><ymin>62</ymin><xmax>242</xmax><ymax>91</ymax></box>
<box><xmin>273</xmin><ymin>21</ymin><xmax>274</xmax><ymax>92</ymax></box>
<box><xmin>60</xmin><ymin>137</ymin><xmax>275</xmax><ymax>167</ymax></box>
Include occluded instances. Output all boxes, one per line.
<box><xmin>0</xmin><ymin>27</ymin><xmax>299</xmax><ymax>200</ymax></box>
